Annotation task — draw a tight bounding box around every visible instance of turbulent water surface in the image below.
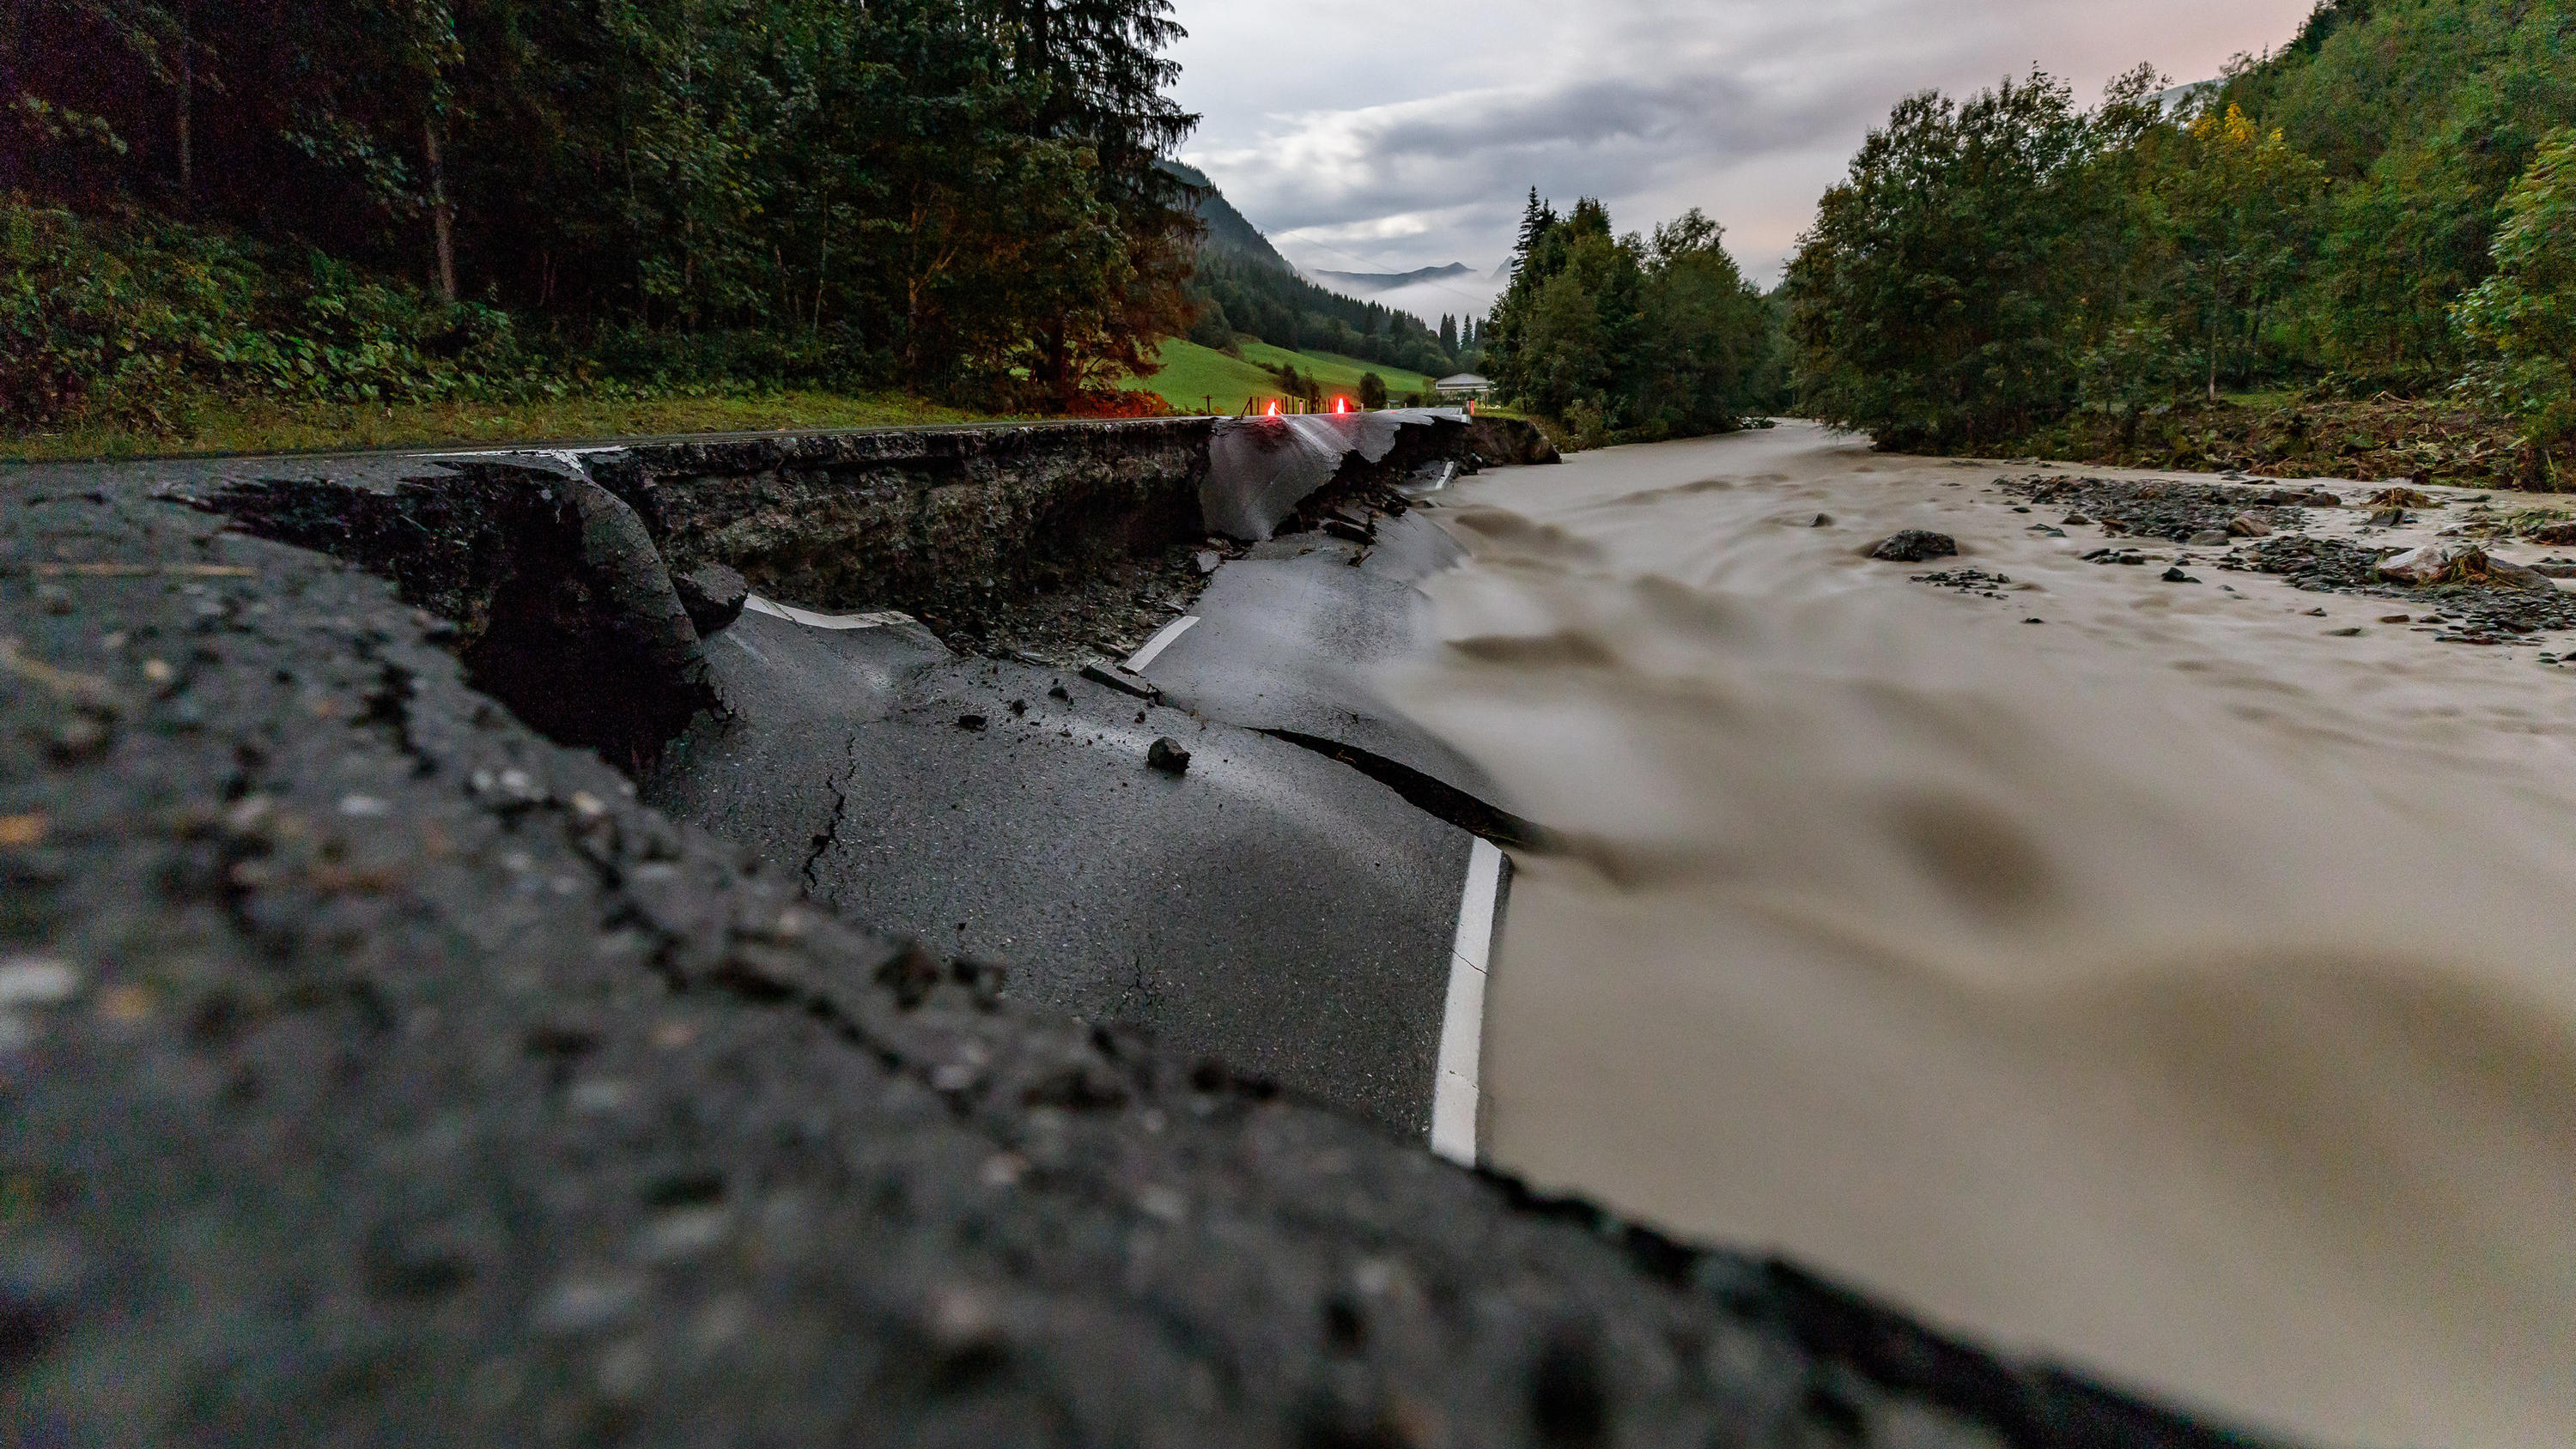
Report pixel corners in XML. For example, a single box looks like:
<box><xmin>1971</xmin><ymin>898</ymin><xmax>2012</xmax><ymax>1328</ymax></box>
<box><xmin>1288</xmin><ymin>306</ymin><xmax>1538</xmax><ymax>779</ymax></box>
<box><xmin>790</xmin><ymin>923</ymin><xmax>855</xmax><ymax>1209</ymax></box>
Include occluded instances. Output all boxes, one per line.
<box><xmin>1386</xmin><ymin>421</ymin><xmax>2575</xmax><ymax>1449</ymax></box>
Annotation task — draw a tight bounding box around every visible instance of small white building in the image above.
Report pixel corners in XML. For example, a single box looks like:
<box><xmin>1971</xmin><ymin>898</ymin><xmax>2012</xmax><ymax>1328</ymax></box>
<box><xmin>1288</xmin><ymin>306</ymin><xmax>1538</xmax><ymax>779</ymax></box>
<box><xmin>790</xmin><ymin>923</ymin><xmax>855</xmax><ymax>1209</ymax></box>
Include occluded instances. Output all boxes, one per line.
<box><xmin>1434</xmin><ymin>373</ymin><xmax>1493</xmax><ymax>398</ymax></box>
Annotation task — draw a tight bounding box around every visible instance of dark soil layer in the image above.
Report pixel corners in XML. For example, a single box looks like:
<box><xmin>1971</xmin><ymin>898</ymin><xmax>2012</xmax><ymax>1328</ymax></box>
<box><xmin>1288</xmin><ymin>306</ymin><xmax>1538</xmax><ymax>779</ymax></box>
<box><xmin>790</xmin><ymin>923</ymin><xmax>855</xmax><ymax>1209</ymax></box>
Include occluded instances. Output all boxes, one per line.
<box><xmin>939</xmin><ymin>537</ymin><xmax>1219</xmax><ymax>664</ymax></box>
<box><xmin>936</xmin><ymin>464</ymin><xmax>1460</xmax><ymax>666</ymax></box>
<box><xmin>1997</xmin><ymin>397</ymin><xmax>2567</xmax><ymax>491</ymax></box>
<box><xmin>592</xmin><ymin>420</ymin><xmax>1217</xmax><ymax>632</ymax></box>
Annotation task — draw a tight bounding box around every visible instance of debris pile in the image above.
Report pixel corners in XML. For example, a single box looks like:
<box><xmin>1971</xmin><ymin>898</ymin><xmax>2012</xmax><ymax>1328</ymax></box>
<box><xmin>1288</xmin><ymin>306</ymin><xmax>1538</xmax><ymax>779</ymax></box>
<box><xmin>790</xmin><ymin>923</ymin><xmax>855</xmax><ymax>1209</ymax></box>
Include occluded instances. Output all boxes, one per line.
<box><xmin>1997</xmin><ymin>475</ymin><xmax>2332</xmax><ymax>543</ymax></box>
<box><xmin>2219</xmin><ymin>537</ymin><xmax>2576</xmax><ymax>642</ymax></box>
<box><xmin>1909</xmin><ymin>568</ymin><xmax>2016</xmax><ymax>598</ymax></box>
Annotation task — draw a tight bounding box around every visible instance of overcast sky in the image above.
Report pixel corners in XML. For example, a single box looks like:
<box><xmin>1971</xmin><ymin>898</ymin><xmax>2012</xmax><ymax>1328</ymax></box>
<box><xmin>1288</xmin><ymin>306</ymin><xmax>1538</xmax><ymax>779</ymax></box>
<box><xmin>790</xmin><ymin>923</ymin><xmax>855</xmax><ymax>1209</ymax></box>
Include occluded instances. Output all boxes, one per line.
<box><xmin>1167</xmin><ymin>0</ymin><xmax>2318</xmax><ymax>313</ymax></box>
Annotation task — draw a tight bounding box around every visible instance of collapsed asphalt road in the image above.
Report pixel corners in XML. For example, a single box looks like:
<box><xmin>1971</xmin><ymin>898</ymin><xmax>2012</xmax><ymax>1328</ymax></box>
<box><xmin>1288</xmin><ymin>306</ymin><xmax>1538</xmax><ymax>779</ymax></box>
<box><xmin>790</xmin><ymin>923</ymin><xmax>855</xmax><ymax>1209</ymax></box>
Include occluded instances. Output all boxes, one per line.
<box><xmin>654</xmin><ymin>594</ymin><xmax>1481</xmax><ymax>1137</ymax></box>
<box><xmin>0</xmin><ymin>421</ymin><xmax>2293</xmax><ymax>1446</ymax></box>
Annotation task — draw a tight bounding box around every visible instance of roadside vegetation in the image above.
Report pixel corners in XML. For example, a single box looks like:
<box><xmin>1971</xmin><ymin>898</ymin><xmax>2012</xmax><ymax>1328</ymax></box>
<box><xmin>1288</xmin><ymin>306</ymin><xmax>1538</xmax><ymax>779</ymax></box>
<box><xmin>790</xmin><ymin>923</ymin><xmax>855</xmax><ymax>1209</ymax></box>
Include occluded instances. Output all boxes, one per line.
<box><xmin>5</xmin><ymin>0</ymin><xmax>1200</xmax><ymax>455</ymax></box>
<box><xmin>1780</xmin><ymin>0</ymin><xmax>2576</xmax><ymax>486</ymax></box>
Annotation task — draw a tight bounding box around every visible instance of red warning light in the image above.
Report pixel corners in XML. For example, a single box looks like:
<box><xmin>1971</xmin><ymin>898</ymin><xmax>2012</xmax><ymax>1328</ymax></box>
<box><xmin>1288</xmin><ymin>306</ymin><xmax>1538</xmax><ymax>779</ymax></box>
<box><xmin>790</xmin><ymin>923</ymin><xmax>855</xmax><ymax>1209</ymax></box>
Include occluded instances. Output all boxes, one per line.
<box><xmin>1334</xmin><ymin>397</ymin><xmax>1350</xmax><ymax>414</ymax></box>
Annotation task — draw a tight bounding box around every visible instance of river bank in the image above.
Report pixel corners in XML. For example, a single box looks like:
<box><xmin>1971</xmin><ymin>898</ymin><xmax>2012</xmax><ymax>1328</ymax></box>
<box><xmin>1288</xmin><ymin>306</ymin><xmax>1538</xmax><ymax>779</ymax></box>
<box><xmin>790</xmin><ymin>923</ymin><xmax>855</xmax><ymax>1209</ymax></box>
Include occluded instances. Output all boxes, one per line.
<box><xmin>1973</xmin><ymin>394</ymin><xmax>2565</xmax><ymax>492</ymax></box>
<box><xmin>1388</xmin><ymin>421</ymin><xmax>2576</xmax><ymax>1449</ymax></box>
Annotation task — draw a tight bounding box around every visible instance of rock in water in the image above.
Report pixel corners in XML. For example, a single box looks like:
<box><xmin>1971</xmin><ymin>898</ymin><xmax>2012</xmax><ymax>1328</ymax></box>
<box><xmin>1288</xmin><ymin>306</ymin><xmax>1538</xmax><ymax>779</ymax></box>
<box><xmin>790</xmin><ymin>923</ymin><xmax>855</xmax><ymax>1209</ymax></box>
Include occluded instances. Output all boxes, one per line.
<box><xmin>673</xmin><ymin>563</ymin><xmax>750</xmax><ymax>634</ymax></box>
<box><xmin>2227</xmin><ymin>514</ymin><xmax>2273</xmax><ymax>538</ymax></box>
<box><xmin>2376</xmin><ymin>545</ymin><xmax>2459</xmax><ymax>585</ymax></box>
<box><xmin>2486</xmin><ymin>556</ymin><xmax>2555</xmax><ymax>591</ymax></box>
<box><xmin>2189</xmin><ymin>530</ymin><xmax>2229</xmax><ymax>547</ymax></box>
<box><xmin>1146</xmin><ymin>737</ymin><xmax>1192</xmax><ymax>775</ymax></box>
<box><xmin>1868</xmin><ymin>530</ymin><xmax>1958</xmax><ymax>563</ymax></box>
<box><xmin>2376</xmin><ymin>543</ymin><xmax>2555</xmax><ymax>591</ymax></box>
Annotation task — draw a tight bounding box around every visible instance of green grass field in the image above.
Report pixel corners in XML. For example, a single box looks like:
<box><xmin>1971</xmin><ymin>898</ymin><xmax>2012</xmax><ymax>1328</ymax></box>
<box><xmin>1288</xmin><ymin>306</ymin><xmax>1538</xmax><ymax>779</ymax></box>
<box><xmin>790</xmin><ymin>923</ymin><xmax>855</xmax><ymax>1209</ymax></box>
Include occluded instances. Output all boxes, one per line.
<box><xmin>9</xmin><ymin>342</ymin><xmax>1458</xmax><ymax>460</ymax></box>
<box><xmin>1131</xmin><ymin>339</ymin><xmax>1445</xmax><ymax>415</ymax></box>
<box><xmin>2</xmin><ymin>390</ymin><xmax>1002</xmax><ymax>463</ymax></box>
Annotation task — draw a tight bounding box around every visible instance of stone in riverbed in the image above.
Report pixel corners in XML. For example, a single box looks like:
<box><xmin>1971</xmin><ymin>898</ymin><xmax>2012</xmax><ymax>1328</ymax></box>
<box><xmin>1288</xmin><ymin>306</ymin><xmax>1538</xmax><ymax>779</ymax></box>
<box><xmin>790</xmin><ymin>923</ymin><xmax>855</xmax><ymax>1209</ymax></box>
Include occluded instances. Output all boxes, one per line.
<box><xmin>2377</xmin><ymin>543</ymin><xmax>2553</xmax><ymax>591</ymax></box>
<box><xmin>2227</xmin><ymin>514</ymin><xmax>2272</xmax><ymax>538</ymax></box>
<box><xmin>2189</xmin><ymin>530</ymin><xmax>2228</xmax><ymax>547</ymax></box>
<box><xmin>1868</xmin><ymin>530</ymin><xmax>1957</xmax><ymax>563</ymax></box>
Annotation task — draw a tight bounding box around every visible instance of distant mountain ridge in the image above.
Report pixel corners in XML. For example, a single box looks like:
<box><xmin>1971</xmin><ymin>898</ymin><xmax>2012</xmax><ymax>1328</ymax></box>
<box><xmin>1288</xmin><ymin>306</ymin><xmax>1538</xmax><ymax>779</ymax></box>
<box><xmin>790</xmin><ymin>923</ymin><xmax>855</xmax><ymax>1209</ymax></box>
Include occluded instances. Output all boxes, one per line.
<box><xmin>1309</xmin><ymin>263</ymin><xmax>1477</xmax><ymax>294</ymax></box>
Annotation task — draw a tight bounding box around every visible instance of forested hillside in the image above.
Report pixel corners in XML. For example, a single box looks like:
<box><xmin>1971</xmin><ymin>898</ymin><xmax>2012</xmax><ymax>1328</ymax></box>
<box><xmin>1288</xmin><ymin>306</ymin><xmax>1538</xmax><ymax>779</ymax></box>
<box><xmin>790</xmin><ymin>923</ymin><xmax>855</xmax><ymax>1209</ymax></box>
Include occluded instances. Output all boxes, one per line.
<box><xmin>1783</xmin><ymin>0</ymin><xmax>2576</xmax><ymax>483</ymax></box>
<box><xmin>2217</xmin><ymin>0</ymin><xmax>2576</xmax><ymax>387</ymax></box>
<box><xmin>1159</xmin><ymin>160</ymin><xmax>1294</xmax><ymax>274</ymax></box>
<box><xmin>1153</xmin><ymin>162</ymin><xmax>1466</xmax><ymax>382</ymax></box>
<box><xmin>1183</xmin><ymin>251</ymin><xmax>1459</xmax><ymax>380</ymax></box>
<box><xmin>5</xmin><ymin>0</ymin><xmax>1200</xmax><ymax>438</ymax></box>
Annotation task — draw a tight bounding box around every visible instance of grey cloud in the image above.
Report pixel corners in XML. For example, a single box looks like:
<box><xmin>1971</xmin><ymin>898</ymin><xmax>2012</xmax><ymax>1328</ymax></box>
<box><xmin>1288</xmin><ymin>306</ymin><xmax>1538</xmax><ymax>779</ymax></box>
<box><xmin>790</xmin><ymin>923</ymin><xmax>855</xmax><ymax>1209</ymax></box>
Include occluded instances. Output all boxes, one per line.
<box><xmin>1170</xmin><ymin>0</ymin><xmax>2318</xmax><ymax>286</ymax></box>
<box><xmin>1194</xmin><ymin>71</ymin><xmax>1855</xmax><ymax>241</ymax></box>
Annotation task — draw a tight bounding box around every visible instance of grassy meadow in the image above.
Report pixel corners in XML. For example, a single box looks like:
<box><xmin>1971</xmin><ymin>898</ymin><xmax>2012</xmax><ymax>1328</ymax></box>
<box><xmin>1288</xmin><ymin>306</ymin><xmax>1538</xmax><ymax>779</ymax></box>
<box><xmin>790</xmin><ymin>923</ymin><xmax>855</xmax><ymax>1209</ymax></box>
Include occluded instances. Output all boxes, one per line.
<box><xmin>1132</xmin><ymin>339</ymin><xmax>1446</xmax><ymax>415</ymax></box>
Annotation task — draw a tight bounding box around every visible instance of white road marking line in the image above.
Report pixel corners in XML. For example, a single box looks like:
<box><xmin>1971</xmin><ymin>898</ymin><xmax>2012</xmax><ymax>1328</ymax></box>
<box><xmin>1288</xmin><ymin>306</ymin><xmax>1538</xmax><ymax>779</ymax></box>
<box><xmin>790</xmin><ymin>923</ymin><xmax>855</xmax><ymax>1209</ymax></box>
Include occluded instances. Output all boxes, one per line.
<box><xmin>1124</xmin><ymin>615</ymin><xmax>1200</xmax><ymax>672</ymax></box>
<box><xmin>1431</xmin><ymin>838</ymin><xmax>1505</xmax><ymax>1166</ymax></box>
<box><xmin>742</xmin><ymin>596</ymin><xmax>917</xmax><ymax>631</ymax></box>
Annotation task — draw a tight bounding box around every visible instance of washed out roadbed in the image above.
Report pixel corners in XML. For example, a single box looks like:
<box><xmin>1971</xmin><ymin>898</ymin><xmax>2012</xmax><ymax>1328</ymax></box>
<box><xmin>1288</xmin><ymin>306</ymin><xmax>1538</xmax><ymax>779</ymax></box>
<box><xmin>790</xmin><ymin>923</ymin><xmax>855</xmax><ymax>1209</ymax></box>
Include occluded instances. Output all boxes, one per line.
<box><xmin>0</xmin><ymin>456</ymin><xmax>2287</xmax><ymax>1446</ymax></box>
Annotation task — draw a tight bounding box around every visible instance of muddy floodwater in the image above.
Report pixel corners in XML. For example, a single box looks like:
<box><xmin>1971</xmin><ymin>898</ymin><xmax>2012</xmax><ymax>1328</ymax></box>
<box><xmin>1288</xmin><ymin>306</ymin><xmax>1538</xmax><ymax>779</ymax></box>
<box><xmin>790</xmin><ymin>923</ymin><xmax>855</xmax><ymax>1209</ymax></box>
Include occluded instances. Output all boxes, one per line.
<box><xmin>1386</xmin><ymin>421</ymin><xmax>2576</xmax><ymax>1449</ymax></box>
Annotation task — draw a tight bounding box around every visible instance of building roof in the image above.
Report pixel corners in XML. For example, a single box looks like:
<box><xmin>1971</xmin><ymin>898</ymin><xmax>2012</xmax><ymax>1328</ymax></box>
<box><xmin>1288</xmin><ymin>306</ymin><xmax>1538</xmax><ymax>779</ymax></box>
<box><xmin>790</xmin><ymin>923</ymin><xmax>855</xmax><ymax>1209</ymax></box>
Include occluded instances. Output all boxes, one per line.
<box><xmin>1435</xmin><ymin>373</ymin><xmax>1492</xmax><ymax>390</ymax></box>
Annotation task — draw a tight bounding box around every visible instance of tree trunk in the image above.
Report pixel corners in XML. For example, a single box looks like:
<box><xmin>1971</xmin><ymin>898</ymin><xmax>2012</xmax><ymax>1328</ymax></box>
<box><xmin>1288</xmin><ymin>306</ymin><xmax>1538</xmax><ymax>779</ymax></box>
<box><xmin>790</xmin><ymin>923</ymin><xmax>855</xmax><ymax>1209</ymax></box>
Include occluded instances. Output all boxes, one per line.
<box><xmin>811</xmin><ymin>233</ymin><xmax>828</xmax><ymax>336</ymax></box>
<box><xmin>175</xmin><ymin>4</ymin><xmax>193</xmax><ymax>205</ymax></box>
<box><xmin>0</xmin><ymin>1</ymin><xmax>20</xmax><ymax>191</ymax></box>
<box><xmin>424</xmin><ymin>115</ymin><xmax>458</xmax><ymax>305</ymax></box>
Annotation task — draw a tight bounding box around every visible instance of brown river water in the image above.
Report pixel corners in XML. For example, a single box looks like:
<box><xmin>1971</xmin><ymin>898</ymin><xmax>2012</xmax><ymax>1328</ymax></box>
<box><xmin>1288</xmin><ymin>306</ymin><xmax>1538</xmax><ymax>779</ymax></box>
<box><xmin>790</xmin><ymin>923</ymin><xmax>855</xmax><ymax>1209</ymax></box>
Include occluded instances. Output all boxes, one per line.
<box><xmin>1384</xmin><ymin>421</ymin><xmax>2575</xmax><ymax>1449</ymax></box>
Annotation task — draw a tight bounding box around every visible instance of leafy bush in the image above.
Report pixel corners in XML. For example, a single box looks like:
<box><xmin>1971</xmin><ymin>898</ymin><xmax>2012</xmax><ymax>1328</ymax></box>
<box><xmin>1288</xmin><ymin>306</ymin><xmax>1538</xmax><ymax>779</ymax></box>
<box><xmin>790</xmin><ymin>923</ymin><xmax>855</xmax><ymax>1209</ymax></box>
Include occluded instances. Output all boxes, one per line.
<box><xmin>2</xmin><ymin>199</ymin><xmax>544</xmax><ymax>429</ymax></box>
<box><xmin>2456</xmin><ymin>129</ymin><xmax>2576</xmax><ymax>479</ymax></box>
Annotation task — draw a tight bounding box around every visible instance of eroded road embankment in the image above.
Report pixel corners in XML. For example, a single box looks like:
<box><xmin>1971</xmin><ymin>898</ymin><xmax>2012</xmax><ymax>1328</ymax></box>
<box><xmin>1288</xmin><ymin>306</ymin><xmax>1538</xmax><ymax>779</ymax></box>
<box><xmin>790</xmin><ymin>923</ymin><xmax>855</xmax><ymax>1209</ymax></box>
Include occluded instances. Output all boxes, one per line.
<box><xmin>0</xmin><ymin>420</ymin><xmax>2285</xmax><ymax>1447</ymax></box>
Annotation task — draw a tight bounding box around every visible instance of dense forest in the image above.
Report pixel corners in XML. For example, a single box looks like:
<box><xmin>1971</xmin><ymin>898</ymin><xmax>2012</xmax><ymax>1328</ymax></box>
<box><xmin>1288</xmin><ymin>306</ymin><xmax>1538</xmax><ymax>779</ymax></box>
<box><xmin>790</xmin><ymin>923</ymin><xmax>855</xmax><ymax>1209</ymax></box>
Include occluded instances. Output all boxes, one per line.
<box><xmin>1782</xmin><ymin>0</ymin><xmax>2576</xmax><ymax>481</ymax></box>
<box><xmin>4</xmin><ymin>0</ymin><xmax>1203</xmax><ymax>430</ymax></box>
<box><xmin>1481</xmin><ymin>191</ymin><xmax>1783</xmax><ymax>443</ymax></box>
